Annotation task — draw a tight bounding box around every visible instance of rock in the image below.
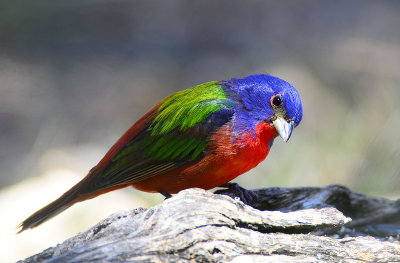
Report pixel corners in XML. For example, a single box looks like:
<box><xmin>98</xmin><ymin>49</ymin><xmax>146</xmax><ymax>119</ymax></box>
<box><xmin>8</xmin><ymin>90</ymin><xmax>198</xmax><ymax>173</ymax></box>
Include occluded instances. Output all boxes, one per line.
<box><xmin>19</xmin><ymin>187</ymin><xmax>400</xmax><ymax>262</ymax></box>
<box><xmin>216</xmin><ymin>184</ymin><xmax>400</xmax><ymax>237</ymax></box>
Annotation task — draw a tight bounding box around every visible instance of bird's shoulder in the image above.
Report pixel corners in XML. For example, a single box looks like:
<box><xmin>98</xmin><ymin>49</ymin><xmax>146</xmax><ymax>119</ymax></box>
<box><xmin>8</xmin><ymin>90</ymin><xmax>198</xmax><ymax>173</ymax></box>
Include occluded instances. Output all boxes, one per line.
<box><xmin>150</xmin><ymin>81</ymin><xmax>234</xmax><ymax>136</ymax></box>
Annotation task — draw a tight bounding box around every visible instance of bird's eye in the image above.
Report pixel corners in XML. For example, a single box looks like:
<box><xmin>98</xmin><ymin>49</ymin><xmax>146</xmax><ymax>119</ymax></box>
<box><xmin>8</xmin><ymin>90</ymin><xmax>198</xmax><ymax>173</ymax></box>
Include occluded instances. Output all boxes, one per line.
<box><xmin>271</xmin><ymin>95</ymin><xmax>283</xmax><ymax>108</ymax></box>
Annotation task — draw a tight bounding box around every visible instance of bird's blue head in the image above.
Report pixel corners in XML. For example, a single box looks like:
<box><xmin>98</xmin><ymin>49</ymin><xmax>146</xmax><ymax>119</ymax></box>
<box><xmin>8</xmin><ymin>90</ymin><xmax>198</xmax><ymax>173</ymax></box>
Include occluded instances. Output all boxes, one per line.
<box><xmin>222</xmin><ymin>74</ymin><xmax>303</xmax><ymax>142</ymax></box>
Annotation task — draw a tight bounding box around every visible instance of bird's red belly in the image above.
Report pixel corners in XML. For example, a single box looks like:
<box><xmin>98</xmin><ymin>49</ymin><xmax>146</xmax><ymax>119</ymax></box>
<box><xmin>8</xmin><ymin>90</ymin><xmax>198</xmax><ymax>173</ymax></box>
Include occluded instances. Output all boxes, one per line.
<box><xmin>132</xmin><ymin>122</ymin><xmax>277</xmax><ymax>193</ymax></box>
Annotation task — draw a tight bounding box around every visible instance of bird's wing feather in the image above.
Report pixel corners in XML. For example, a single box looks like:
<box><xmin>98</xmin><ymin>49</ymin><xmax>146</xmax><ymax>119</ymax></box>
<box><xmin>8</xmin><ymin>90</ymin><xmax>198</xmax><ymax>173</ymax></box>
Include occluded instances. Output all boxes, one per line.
<box><xmin>82</xmin><ymin>81</ymin><xmax>234</xmax><ymax>192</ymax></box>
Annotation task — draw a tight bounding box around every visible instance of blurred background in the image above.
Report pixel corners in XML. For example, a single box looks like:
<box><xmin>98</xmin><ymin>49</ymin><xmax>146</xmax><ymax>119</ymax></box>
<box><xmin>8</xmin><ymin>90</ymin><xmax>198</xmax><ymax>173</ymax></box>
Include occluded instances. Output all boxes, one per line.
<box><xmin>1</xmin><ymin>0</ymin><xmax>400</xmax><ymax>261</ymax></box>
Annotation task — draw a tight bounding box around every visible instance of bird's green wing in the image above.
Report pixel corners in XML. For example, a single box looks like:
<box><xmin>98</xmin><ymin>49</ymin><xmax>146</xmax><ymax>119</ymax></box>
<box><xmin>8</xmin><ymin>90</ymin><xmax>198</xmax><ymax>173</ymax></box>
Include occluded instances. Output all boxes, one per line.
<box><xmin>88</xmin><ymin>81</ymin><xmax>234</xmax><ymax>190</ymax></box>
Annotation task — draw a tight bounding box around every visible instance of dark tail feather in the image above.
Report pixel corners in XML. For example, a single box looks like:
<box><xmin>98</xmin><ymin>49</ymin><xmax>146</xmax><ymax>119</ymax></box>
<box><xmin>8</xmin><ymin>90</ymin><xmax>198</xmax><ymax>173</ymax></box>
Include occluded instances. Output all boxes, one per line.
<box><xmin>17</xmin><ymin>169</ymin><xmax>128</xmax><ymax>233</ymax></box>
<box><xmin>17</xmin><ymin>180</ymin><xmax>87</xmax><ymax>233</ymax></box>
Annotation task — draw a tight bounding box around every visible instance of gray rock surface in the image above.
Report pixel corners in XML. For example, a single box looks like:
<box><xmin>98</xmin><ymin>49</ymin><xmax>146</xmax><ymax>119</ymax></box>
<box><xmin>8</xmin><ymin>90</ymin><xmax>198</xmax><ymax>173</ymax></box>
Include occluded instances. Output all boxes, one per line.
<box><xmin>20</xmin><ymin>187</ymin><xmax>400</xmax><ymax>262</ymax></box>
<box><xmin>216</xmin><ymin>184</ymin><xmax>400</xmax><ymax>237</ymax></box>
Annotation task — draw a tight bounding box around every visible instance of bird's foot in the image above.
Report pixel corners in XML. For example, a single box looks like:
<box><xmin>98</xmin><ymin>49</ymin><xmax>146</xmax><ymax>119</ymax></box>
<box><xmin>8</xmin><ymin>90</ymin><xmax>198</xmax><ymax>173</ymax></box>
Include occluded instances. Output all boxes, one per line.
<box><xmin>214</xmin><ymin>182</ymin><xmax>257</xmax><ymax>205</ymax></box>
<box><xmin>160</xmin><ymin>191</ymin><xmax>172</xmax><ymax>200</ymax></box>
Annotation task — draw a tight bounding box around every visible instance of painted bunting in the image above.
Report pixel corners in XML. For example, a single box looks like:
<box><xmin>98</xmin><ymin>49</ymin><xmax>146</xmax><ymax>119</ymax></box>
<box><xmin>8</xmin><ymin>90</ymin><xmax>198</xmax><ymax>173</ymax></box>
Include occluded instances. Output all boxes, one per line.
<box><xmin>18</xmin><ymin>74</ymin><xmax>302</xmax><ymax>233</ymax></box>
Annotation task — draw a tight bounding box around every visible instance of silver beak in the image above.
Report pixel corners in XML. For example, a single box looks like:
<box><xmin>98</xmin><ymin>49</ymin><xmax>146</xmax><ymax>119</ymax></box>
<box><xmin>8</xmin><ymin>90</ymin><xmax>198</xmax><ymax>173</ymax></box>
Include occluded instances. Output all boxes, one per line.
<box><xmin>272</xmin><ymin>116</ymin><xmax>294</xmax><ymax>142</ymax></box>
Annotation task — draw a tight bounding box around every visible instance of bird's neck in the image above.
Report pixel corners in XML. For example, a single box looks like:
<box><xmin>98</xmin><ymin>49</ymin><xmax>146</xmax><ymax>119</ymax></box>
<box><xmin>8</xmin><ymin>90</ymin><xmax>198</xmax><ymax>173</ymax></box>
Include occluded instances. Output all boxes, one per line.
<box><xmin>235</xmin><ymin>121</ymin><xmax>278</xmax><ymax>150</ymax></box>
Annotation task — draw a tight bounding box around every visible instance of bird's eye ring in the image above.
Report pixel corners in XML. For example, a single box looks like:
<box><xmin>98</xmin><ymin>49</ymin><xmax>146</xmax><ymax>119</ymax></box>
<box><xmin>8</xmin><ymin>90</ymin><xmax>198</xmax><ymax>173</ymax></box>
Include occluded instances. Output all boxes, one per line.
<box><xmin>271</xmin><ymin>94</ymin><xmax>283</xmax><ymax>108</ymax></box>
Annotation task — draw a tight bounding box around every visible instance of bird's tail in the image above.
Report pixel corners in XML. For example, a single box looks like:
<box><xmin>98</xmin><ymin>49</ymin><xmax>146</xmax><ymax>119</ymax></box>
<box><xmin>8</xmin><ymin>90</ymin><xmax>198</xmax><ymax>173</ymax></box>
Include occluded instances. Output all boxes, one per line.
<box><xmin>17</xmin><ymin>178</ymin><xmax>91</xmax><ymax>233</ymax></box>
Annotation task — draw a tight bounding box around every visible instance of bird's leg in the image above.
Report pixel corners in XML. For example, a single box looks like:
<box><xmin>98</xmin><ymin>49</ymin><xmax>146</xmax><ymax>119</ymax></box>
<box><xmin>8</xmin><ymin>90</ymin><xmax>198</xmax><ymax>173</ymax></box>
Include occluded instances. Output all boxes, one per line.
<box><xmin>214</xmin><ymin>182</ymin><xmax>257</xmax><ymax>205</ymax></box>
<box><xmin>160</xmin><ymin>191</ymin><xmax>172</xmax><ymax>200</ymax></box>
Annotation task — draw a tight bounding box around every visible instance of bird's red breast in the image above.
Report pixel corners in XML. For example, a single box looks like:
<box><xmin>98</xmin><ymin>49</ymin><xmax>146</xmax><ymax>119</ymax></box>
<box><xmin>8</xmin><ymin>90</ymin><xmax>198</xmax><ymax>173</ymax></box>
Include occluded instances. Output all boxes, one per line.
<box><xmin>131</xmin><ymin>121</ymin><xmax>278</xmax><ymax>193</ymax></box>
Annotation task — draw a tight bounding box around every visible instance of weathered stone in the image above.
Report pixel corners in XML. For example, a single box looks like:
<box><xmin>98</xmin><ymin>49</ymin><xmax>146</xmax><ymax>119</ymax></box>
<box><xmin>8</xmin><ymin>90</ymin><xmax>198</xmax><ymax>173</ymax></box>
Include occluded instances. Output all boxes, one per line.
<box><xmin>216</xmin><ymin>184</ymin><xmax>400</xmax><ymax>237</ymax></box>
<box><xmin>20</xmin><ymin>187</ymin><xmax>400</xmax><ymax>263</ymax></box>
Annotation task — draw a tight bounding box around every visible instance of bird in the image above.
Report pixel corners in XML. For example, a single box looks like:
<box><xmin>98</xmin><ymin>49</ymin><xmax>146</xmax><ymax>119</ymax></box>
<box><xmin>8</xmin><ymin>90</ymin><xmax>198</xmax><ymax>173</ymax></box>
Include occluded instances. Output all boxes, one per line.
<box><xmin>18</xmin><ymin>73</ymin><xmax>303</xmax><ymax>233</ymax></box>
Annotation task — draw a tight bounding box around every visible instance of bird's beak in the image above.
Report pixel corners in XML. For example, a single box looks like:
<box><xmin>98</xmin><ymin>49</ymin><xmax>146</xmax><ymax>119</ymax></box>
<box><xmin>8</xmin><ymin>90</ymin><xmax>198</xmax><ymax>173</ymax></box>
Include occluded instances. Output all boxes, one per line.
<box><xmin>272</xmin><ymin>116</ymin><xmax>294</xmax><ymax>142</ymax></box>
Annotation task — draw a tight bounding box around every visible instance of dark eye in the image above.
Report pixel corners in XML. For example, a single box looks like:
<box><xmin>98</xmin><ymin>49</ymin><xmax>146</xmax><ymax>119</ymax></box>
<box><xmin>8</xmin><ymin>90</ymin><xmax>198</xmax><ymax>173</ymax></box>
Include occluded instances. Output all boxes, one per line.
<box><xmin>271</xmin><ymin>95</ymin><xmax>283</xmax><ymax>108</ymax></box>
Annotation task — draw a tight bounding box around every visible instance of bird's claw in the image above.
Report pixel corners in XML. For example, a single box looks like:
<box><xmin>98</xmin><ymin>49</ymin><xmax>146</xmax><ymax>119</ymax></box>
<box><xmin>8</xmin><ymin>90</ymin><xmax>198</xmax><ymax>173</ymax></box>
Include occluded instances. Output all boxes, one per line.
<box><xmin>160</xmin><ymin>191</ymin><xmax>172</xmax><ymax>200</ymax></box>
<box><xmin>214</xmin><ymin>182</ymin><xmax>257</xmax><ymax>205</ymax></box>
